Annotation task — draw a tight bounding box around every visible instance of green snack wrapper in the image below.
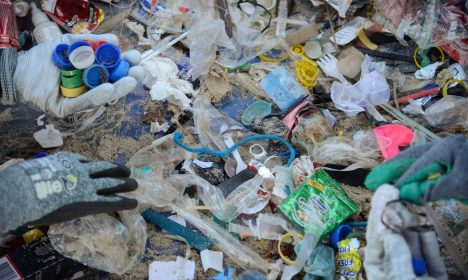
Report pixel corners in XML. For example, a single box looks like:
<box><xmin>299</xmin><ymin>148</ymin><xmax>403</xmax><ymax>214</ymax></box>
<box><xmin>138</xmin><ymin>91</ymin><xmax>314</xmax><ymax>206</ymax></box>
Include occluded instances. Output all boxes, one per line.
<box><xmin>279</xmin><ymin>169</ymin><xmax>358</xmax><ymax>237</ymax></box>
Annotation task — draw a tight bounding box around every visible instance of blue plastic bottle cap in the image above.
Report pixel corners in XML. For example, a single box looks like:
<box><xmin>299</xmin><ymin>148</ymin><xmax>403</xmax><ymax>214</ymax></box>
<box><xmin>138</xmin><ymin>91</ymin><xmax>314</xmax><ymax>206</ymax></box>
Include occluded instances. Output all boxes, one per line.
<box><xmin>52</xmin><ymin>44</ymin><xmax>73</xmax><ymax>69</ymax></box>
<box><xmin>330</xmin><ymin>224</ymin><xmax>353</xmax><ymax>250</ymax></box>
<box><xmin>33</xmin><ymin>152</ymin><xmax>48</xmax><ymax>158</ymax></box>
<box><xmin>412</xmin><ymin>257</ymin><xmax>427</xmax><ymax>276</ymax></box>
<box><xmin>83</xmin><ymin>64</ymin><xmax>109</xmax><ymax>89</ymax></box>
<box><xmin>68</xmin><ymin>40</ymin><xmax>92</xmax><ymax>55</ymax></box>
<box><xmin>109</xmin><ymin>59</ymin><xmax>130</xmax><ymax>82</ymax></box>
<box><xmin>95</xmin><ymin>43</ymin><xmax>121</xmax><ymax>69</ymax></box>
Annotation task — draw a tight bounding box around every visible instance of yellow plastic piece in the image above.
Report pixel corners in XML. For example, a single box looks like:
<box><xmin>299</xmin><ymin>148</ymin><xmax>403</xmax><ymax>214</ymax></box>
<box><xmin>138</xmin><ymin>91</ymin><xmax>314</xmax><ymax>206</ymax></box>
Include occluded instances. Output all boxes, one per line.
<box><xmin>296</xmin><ymin>59</ymin><xmax>319</xmax><ymax>88</ymax></box>
<box><xmin>290</xmin><ymin>45</ymin><xmax>305</xmax><ymax>56</ymax></box>
<box><xmin>278</xmin><ymin>232</ymin><xmax>304</xmax><ymax>265</ymax></box>
<box><xmin>61</xmin><ymin>85</ymin><xmax>87</xmax><ymax>98</ymax></box>
<box><xmin>259</xmin><ymin>46</ymin><xmax>289</xmax><ymax>63</ymax></box>
<box><xmin>442</xmin><ymin>79</ymin><xmax>466</xmax><ymax>96</ymax></box>
<box><xmin>413</xmin><ymin>47</ymin><xmax>445</xmax><ymax>69</ymax></box>
<box><xmin>357</xmin><ymin>29</ymin><xmax>378</xmax><ymax>50</ymax></box>
<box><xmin>23</xmin><ymin>228</ymin><xmax>44</xmax><ymax>244</ymax></box>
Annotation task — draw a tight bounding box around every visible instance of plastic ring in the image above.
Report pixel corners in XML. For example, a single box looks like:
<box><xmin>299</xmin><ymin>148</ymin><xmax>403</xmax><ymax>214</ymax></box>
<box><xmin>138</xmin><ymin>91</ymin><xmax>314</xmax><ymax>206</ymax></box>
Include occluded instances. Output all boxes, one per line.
<box><xmin>330</xmin><ymin>224</ymin><xmax>353</xmax><ymax>249</ymax></box>
<box><xmin>61</xmin><ymin>73</ymin><xmax>84</xmax><ymax>89</ymax></box>
<box><xmin>61</xmin><ymin>69</ymin><xmax>82</xmax><ymax>76</ymax></box>
<box><xmin>249</xmin><ymin>144</ymin><xmax>267</xmax><ymax>160</ymax></box>
<box><xmin>278</xmin><ymin>232</ymin><xmax>304</xmax><ymax>265</ymax></box>
<box><xmin>60</xmin><ymin>85</ymin><xmax>87</xmax><ymax>98</ymax></box>
<box><xmin>413</xmin><ymin>47</ymin><xmax>445</xmax><ymax>69</ymax></box>
<box><xmin>442</xmin><ymin>79</ymin><xmax>466</xmax><ymax>97</ymax></box>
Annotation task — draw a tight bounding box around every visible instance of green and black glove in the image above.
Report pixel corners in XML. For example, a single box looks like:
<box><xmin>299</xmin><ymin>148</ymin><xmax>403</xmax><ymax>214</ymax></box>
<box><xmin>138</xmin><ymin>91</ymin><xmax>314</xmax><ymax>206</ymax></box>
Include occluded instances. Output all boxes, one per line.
<box><xmin>0</xmin><ymin>152</ymin><xmax>138</xmax><ymax>232</ymax></box>
<box><xmin>365</xmin><ymin>135</ymin><xmax>468</xmax><ymax>205</ymax></box>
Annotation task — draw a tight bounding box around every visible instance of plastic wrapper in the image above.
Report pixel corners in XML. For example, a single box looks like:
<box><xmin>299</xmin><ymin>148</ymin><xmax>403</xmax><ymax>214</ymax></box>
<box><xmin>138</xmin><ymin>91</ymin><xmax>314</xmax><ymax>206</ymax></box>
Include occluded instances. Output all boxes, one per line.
<box><xmin>312</xmin><ymin>134</ymin><xmax>381</xmax><ymax>169</ymax></box>
<box><xmin>279</xmin><ymin>169</ymin><xmax>358</xmax><ymax>237</ymax></box>
<box><xmin>193</xmin><ymin>95</ymin><xmax>246</xmax><ymax>150</ymax></box>
<box><xmin>282</xmin><ymin>233</ymin><xmax>322</xmax><ymax>280</ymax></box>
<box><xmin>336</xmin><ymin>238</ymin><xmax>362</xmax><ymax>280</ymax></box>
<box><xmin>424</xmin><ymin>95</ymin><xmax>468</xmax><ymax>130</ymax></box>
<box><xmin>41</xmin><ymin>0</ymin><xmax>104</xmax><ymax>34</ymax></box>
<box><xmin>291</xmin><ymin>112</ymin><xmax>332</xmax><ymax>155</ymax></box>
<box><xmin>48</xmin><ymin>211</ymin><xmax>146</xmax><ymax>275</ymax></box>
<box><xmin>169</xmin><ymin>173</ymin><xmax>263</xmax><ymax>222</ymax></box>
<box><xmin>373</xmin><ymin>0</ymin><xmax>468</xmax><ymax>49</ymax></box>
<box><xmin>176</xmin><ymin>207</ymin><xmax>270</xmax><ymax>273</ymax></box>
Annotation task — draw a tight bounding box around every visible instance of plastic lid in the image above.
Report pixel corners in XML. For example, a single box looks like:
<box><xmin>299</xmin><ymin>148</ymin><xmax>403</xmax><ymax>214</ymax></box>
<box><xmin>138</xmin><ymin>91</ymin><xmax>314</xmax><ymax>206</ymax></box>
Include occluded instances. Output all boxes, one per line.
<box><xmin>330</xmin><ymin>224</ymin><xmax>353</xmax><ymax>249</ymax></box>
<box><xmin>52</xmin><ymin>44</ymin><xmax>73</xmax><ymax>69</ymax></box>
<box><xmin>109</xmin><ymin>59</ymin><xmax>129</xmax><ymax>82</ymax></box>
<box><xmin>69</xmin><ymin>45</ymin><xmax>95</xmax><ymax>69</ymax></box>
<box><xmin>60</xmin><ymin>85</ymin><xmax>87</xmax><ymax>98</ymax></box>
<box><xmin>83</xmin><ymin>64</ymin><xmax>109</xmax><ymax>88</ymax></box>
<box><xmin>95</xmin><ymin>43</ymin><xmax>121</xmax><ymax>69</ymax></box>
<box><xmin>68</xmin><ymin>41</ymin><xmax>91</xmax><ymax>54</ymax></box>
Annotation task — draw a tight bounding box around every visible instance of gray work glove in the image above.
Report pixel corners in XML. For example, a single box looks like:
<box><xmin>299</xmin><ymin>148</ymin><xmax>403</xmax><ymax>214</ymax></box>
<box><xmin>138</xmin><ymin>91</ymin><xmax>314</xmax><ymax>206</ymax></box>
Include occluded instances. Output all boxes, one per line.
<box><xmin>0</xmin><ymin>152</ymin><xmax>138</xmax><ymax>232</ymax></box>
<box><xmin>365</xmin><ymin>135</ymin><xmax>468</xmax><ymax>205</ymax></box>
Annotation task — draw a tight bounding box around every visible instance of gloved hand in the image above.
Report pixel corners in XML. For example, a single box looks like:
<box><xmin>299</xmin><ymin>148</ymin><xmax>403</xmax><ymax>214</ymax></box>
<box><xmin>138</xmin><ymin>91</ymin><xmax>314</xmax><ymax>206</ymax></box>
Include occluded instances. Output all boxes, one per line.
<box><xmin>365</xmin><ymin>135</ymin><xmax>468</xmax><ymax>205</ymax></box>
<box><xmin>0</xmin><ymin>152</ymin><xmax>138</xmax><ymax>232</ymax></box>
<box><xmin>3</xmin><ymin>33</ymin><xmax>144</xmax><ymax>117</ymax></box>
<box><xmin>364</xmin><ymin>184</ymin><xmax>419</xmax><ymax>280</ymax></box>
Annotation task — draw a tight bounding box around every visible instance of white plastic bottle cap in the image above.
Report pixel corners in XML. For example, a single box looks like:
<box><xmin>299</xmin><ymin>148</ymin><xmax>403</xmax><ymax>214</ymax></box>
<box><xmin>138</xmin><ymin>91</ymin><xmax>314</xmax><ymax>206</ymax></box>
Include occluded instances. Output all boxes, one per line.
<box><xmin>69</xmin><ymin>46</ymin><xmax>95</xmax><ymax>69</ymax></box>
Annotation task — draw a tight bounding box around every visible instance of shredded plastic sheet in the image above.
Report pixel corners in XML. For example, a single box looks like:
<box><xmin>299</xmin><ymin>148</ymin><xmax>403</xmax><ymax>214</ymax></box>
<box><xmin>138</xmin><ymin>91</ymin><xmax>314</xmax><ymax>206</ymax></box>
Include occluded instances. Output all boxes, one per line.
<box><xmin>169</xmin><ymin>173</ymin><xmax>263</xmax><ymax>223</ymax></box>
<box><xmin>424</xmin><ymin>95</ymin><xmax>468</xmax><ymax>130</ymax></box>
<box><xmin>312</xmin><ymin>133</ymin><xmax>381</xmax><ymax>169</ymax></box>
<box><xmin>48</xmin><ymin>211</ymin><xmax>146</xmax><ymax>275</ymax></box>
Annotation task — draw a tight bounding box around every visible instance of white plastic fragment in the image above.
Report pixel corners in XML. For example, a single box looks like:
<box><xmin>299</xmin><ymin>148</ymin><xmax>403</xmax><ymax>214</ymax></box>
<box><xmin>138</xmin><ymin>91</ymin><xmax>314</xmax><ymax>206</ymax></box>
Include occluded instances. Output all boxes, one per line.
<box><xmin>33</xmin><ymin>124</ymin><xmax>63</xmax><ymax>148</ymax></box>
<box><xmin>149</xmin><ymin>257</ymin><xmax>195</xmax><ymax>280</ymax></box>
<box><xmin>36</xmin><ymin>114</ymin><xmax>45</xmax><ymax>126</ymax></box>
<box><xmin>150</xmin><ymin>121</ymin><xmax>170</xmax><ymax>133</ymax></box>
<box><xmin>415</xmin><ymin>62</ymin><xmax>443</xmax><ymax>80</ymax></box>
<box><xmin>167</xmin><ymin>215</ymin><xmax>187</xmax><ymax>227</ymax></box>
<box><xmin>200</xmin><ymin>250</ymin><xmax>224</xmax><ymax>273</ymax></box>
<box><xmin>193</xmin><ymin>159</ymin><xmax>214</xmax><ymax>169</ymax></box>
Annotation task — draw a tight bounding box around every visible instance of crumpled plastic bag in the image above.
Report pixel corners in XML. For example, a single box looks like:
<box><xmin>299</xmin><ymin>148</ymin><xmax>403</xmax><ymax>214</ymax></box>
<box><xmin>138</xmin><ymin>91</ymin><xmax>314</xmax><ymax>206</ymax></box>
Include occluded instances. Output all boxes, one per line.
<box><xmin>169</xmin><ymin>173</ymin><xmax>263</xmax><ymax>222</ymax></box>
<box><xmin>141</xmin><ymin>57</ymin><xmax>195</xmax><ymax>110</ymax></box>
<box><xmin>424</xmin><ymin>95</ymin><xmax>468</xmax><ymax>130</ymax></box>
<box><xmin>303</xmin><ymin>244</ymin><xmax>335</xmax><ymax>280</ymax></box>
<box><xmin>48</xmin><ymin>210</ymin><xmax>146</xmax><ymax>275</ymax></box>
<box><xmin>373</xmin><ymin>0</ymin><xmax>468</xmax><ymax>49</ymax></box>
<box><xmin>331</xmin><ymin>56</ymin><xmax>390</xmax><ymax>116</ymax></box>
<box><xmin>187</xmin><ymin>16</ymin><xmax>235</xmax><ymax>79</ymax></box>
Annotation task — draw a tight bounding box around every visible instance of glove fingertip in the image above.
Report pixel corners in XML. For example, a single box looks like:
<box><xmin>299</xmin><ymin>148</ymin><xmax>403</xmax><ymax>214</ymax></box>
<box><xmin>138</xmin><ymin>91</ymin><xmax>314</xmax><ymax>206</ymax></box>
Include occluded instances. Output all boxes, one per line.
<box><xmin>128</xmin><ymin>66</ymin><xmax>145</xmax><ymax>82</ymax></box>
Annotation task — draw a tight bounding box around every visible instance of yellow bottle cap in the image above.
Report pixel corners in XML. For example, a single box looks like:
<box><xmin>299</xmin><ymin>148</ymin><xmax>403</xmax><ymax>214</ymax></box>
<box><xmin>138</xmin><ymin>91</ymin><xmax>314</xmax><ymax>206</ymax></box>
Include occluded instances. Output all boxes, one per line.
<box><xmin>61</xmin><ymin>85</ymin><xmax>87</xmax><ymax>98</ymax></box>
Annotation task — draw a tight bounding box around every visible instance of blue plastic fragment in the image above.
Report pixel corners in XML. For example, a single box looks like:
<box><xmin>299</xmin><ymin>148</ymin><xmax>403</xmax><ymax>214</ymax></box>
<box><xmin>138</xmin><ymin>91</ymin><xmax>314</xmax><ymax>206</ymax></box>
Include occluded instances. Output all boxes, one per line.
<box><xmin>142</xmin><ymin>209</ymin><xmax>213</xmax><ymax>252</ymax></box>
<box><xmin>212</xmin><ymin>267</ymin><xmax>235</xmax><ymax>280</ymax></box>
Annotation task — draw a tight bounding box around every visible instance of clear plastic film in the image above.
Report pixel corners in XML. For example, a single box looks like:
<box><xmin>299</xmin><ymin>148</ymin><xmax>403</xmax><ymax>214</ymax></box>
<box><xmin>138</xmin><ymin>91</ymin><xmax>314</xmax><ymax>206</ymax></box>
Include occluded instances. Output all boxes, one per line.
<box><xmin>176</xmin><ymin>207</ymin><xmax>270</xmax><ymax>274</ymax></box>
<box><xmin>424</xmin><ymin>95</ymin><xmax>468</xmax><ymax>130</ymax></box>
<box><xmin>312</xmin><ymin>133</ymin><xmax>381</xmax><ymax>169</ymax></box>
<box><xmin>48</xmin><ymin>210</ymin><xmax>146</xmax><ymax>275</ymax></box>
<box><xmin>193</xmin><ymin>95</ymin><xmax>246</xmax><ymax>150</ymax></box>
<box><xmin>169</xmin><ymin>173</ymin><xmax>263</xmax><ymax>223</ymax></box>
